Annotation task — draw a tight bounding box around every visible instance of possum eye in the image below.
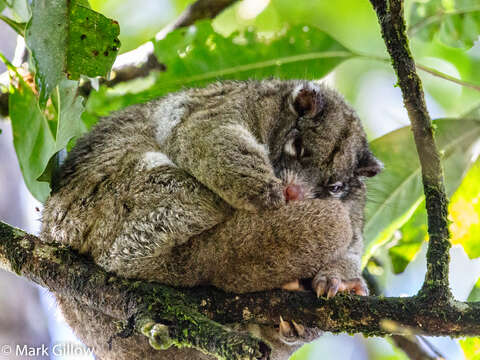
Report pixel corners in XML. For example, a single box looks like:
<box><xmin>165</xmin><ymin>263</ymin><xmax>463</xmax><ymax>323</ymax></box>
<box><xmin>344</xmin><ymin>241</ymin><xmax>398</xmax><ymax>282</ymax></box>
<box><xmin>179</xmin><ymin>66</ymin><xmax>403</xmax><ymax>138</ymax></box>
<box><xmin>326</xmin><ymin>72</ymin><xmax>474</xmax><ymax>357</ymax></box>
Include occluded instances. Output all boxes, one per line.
<box><xmin>283</xmin><ymin>137</ymin><xmax>304</xmax><ymax>158</ymax></box>
<box><xmin>293</xmin><ymin>138</ymin><xmax>304</xmax><ymax>158</ymax></box>
<box><xmin>328</xmin><ymin>182</ymin><xmax>344</xmax><ymax>196</ymax></box>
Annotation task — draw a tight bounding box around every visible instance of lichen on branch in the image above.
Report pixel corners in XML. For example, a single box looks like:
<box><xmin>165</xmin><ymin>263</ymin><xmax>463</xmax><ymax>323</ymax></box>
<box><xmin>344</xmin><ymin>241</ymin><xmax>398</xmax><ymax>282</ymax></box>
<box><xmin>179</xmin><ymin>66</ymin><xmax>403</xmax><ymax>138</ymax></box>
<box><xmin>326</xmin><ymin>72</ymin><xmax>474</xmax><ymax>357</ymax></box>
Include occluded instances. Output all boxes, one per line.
<box><xmin>368</xmin><ymin>0</ymin><xmax>452</xmax><ymax>299</ymax></box>
<box><xmin>2</xmin><ymin>220</ymin><xmax>480</xmax><ymax>354</ymax></box>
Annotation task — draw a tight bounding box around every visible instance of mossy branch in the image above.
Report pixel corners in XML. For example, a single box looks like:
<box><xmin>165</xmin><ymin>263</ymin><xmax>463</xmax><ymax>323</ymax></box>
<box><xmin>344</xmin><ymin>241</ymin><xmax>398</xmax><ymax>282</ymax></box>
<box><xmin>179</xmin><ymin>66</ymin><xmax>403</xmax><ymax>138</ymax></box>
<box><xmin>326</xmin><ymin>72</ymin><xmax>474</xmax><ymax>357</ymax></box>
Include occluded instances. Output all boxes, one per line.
<box><xmin>0</xmin><ymin>221</ymin><xmax>269</xmax><ymax>359</ymax></box>
<box><xmin>369</xmin><ymin>0</ymin><xmax>452</xmax><ymax>300</ymax></box>
<box><xmin>2</xmin><ymin>219</ymin><xmax>480</xmax><ymax>359</ymax></box>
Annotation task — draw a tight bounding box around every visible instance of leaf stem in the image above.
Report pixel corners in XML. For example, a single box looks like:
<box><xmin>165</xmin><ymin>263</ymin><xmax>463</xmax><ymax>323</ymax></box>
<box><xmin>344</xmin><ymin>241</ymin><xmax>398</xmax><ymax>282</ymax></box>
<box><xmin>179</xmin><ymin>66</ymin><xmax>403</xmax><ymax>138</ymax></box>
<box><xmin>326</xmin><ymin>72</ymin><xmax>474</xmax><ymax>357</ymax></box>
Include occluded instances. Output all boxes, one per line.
<box><xmin>415</xmin><ymin>63</ymin><xmax>480</xmax><ymax>92</ymax></box>
<box><xmin>353</xmin><ymin>51</ymin><xmax>480</xmax><ymax>92</ymax></box>
<box><xmin>0</xmin><ymin>15</ymin><xmax>25</xmax><ymax>36</ymax></box>
<box><xmin>408</xmin><ymin>6</ymin><xmax>480</xmax><ymax>36</ymax></box>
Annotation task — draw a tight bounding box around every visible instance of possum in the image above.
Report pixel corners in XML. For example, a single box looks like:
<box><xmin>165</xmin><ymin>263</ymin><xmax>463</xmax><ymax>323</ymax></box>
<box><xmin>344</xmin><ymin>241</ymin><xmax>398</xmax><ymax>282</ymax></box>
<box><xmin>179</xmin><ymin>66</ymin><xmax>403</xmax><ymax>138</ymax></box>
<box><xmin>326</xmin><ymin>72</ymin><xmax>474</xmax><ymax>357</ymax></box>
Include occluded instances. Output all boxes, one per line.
<box><xmin>41</xmin><ymin>79</ymin><xmax>382</xmax><ymax>359</ymax></box>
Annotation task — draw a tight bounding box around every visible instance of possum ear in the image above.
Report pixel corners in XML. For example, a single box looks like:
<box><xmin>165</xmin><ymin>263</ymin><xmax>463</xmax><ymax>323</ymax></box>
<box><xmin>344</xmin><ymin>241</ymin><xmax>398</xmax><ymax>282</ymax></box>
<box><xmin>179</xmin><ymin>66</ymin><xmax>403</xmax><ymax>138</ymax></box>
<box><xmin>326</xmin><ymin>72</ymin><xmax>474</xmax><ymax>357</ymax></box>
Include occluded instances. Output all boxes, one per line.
<box><xmin>290</xmin><ymin>84</ymin><xmax>324</xmax><ymax>118</ymax></box>
<box><xmin>355</xmin><ymin>150</ymin><xmax>383</xmax><ymax>177</ymax></box>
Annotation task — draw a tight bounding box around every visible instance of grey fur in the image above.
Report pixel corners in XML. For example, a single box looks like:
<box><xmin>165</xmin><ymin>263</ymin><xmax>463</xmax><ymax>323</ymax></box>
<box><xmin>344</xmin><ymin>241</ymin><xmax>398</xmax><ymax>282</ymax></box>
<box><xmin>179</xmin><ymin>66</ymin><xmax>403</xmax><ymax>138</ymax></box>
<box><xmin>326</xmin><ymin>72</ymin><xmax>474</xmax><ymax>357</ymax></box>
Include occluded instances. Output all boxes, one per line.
<box><xmin>41</xmin><ymin>79</ymin><xmax>381</xmax><ymax>360</ymax></box>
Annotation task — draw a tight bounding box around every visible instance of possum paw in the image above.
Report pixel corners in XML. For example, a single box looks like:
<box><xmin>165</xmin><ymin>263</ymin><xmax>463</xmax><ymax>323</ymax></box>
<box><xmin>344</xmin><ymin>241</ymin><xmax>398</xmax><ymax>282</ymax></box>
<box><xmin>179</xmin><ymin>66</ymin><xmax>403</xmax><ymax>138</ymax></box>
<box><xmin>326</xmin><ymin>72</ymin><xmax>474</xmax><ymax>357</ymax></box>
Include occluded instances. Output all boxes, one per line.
<box><xmin>312</xmin><ymin>275</ymin><xmax>368</xmax><ymax>298</ymax></box>
<box><xmin>278</xmin><ymin>316</ymin><xmax>319</xmax><ymax>345</ymax></box>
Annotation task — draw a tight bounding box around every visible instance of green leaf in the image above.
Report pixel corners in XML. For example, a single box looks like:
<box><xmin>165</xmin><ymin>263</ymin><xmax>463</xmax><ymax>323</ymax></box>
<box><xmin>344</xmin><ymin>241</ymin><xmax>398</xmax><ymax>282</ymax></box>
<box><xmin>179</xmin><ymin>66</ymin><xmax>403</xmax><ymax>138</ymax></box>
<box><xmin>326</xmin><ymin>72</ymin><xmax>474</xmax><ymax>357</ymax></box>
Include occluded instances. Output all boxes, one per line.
<box><xmin>408</xmin><ymin>0</ymin><xmax>480</xmax><ymax>49</ymax></box>
<box><xmin>25</xmin><ymin>0</ymin><xmax>120</xmax><ymax>106</ymax></box>
<box><xmin>363</xmin><ymin>119</ymin><xmax>480</xmax><ymax>266</ymax></box>
<box><xmin>0</xmin><ymin>14</ymin><xmax>26</xmax><ymax>36</ymax></box>
<box><xmin>388</xmin><ymin>203</ymin><xmax>427</xmax><ymax>274</ymax></box>
<box><xmin>388</xmin><ymin>125</ymin><xmax>480</xmax><ymax>272</ymax></box>
<box><xmin>37</xmin><ymin>79</ymin><xmax>87</xmax><ymax>187</ymax></box>
<box><xmin>468</xmin><ymin>277</ymin><xmax>480</xmax><ymax>302</ymax></box>
<box><xmin>2</xmin><ymin>0</ymin><xmax>30</xmax><ymax>22</ymax></box>
<box><xmin>153</xmin><ymin>22</ymin><xmax>352</xmax><ymax>93</ymax></box>
<box><xmin>52</xmin><ymin>79</ymin><xmax>87</xmax><ymax>152</ymax></box>
<box><xmin>25</xmin><ymin>0</ymin><xmax>68</xmax><ymax>106</ymax></box>
<box><xmin>85</xmin><ymin>22</ymin><xmax>353</xmax><ymax>119</ymax></box>
<box><xmin>4</xmin><ymin>54</ymin><xmax>86</xmax><ymax>201</ymax></box>
<box><xmin>66</xmin><ymin>3</ymin><xmax>120</xmax><ymax>79</ymax></box>
<box><xmin>449</xmin><ymin>161</ymin><xmax>480</xmax><ymax>259</ymax></box>
<box><xmin>460</xmin><ymin>337</ymin><xmax>480</xmax><ymax>360</ymax></box>
<box><xmin>9</xmin><ymin>74</ymin><xmax>55</xmax><ymax>202</ymax></box>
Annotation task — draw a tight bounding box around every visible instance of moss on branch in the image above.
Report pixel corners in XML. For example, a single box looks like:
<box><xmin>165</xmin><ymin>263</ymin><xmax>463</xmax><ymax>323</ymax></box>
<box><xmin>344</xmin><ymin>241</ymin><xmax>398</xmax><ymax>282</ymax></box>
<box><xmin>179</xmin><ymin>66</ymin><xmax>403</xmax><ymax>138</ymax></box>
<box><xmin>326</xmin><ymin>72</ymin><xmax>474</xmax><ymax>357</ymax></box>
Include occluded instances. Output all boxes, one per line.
<box><xmin>2</xmin><ymin>219</ymin><xmax>480</xmax><ymax>360</ymax></box>
<box><xmin>369</xmin><ymin>0</ymin><xmax>452</xmax><ymax>299</ymax></box>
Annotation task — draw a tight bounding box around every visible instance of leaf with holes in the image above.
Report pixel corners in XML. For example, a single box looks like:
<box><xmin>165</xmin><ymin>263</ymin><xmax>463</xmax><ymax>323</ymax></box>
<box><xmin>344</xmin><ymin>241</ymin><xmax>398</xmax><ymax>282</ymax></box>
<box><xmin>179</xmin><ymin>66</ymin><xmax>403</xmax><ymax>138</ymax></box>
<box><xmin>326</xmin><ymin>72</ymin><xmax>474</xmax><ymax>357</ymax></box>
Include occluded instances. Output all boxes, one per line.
<box><xmin>25</xmin><ymin>0</ymin><xmax>120</xmax><ymax>105</ymax></box>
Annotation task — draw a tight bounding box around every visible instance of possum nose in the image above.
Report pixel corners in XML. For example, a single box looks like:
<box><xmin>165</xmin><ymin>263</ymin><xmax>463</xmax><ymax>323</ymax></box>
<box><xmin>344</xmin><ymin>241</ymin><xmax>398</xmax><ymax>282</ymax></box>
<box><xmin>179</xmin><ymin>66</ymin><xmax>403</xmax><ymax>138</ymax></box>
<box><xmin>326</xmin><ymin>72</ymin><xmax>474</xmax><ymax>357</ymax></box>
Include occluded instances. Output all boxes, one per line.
<box><xmin>284</xmin><ymin>185</ymin><xmax>304</xmax><ymax>202</ymax></box>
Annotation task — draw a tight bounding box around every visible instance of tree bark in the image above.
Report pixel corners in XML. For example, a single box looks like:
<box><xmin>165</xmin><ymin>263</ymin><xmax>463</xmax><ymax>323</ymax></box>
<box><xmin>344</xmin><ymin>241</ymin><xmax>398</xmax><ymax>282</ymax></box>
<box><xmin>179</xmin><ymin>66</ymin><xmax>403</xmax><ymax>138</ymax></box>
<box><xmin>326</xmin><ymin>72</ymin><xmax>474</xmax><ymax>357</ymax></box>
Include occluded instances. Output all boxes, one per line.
<box><xmin>369</xmin><ymin>0</ymin><xmax>452</xmax><ymax>301</ymax></box>
<box><xmin>1</xmin><ymin>221</ymin><xmax>480</xmax><ymax>359</ymax></box>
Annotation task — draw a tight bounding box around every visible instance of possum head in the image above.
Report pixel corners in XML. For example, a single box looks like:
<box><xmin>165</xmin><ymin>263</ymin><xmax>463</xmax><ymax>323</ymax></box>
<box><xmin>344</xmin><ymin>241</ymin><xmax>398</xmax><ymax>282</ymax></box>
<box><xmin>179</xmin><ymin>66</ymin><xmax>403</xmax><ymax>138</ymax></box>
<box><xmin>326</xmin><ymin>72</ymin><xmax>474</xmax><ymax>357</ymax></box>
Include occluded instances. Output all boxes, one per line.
<box><xmin>265</xmin><ymin>81</ymin><xmax>383</xmax><ymax>201</ymax></box>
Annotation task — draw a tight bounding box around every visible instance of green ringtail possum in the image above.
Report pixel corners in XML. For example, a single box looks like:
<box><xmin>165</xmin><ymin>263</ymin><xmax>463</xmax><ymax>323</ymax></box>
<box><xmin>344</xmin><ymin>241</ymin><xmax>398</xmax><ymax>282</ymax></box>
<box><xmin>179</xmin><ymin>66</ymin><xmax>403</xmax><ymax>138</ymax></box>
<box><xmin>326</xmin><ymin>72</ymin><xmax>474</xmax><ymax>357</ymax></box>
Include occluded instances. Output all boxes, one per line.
<box><xmin>41</xmin><ymin>79</ymin><xmax>382</xmax><ymax>360</ymax></box>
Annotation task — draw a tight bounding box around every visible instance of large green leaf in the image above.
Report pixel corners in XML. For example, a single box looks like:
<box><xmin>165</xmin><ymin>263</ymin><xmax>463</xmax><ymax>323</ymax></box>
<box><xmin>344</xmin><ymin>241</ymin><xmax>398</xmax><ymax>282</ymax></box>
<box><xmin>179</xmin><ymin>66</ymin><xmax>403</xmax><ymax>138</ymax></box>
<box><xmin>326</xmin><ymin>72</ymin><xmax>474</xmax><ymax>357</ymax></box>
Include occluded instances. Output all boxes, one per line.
<box><xmin>408</xmin><ymin>0</ymin><xmax>480</xmax><ymax>49</ymax></box>
<box><xmin>153</xmin><ymin>22</ymin><xmax>352</xmax><ymax>91</ymax></box>
<box><xmin>449</xmin><ymin>161</ymin><xmax>480</xmax><ymax>259</ymax></box>
<box><xmin>25</xmin><ymin>0</ymin><xmax>67</xmax><ymax>105</ymax></box>
<box><xmin>363</xmin><ymin>119</ymin><xmax>480</xmax><ymax>266</ymax></box>
<box><xmin>385</xmin><ymin>106</ymin><xmax>480</xmax><ymax>273</ymax></box>
<box><xmin>468</xmin><ymin>277</ymin><xmax>480</xmax><ymax>302</ymax></box>
<box><xmin>388</xmin><ymin>202</ymin><xmax>428</xmax><ymax>274</ymax></box>
<box><xmin>1</xmin><ymin>0</ymin><xmax>30</xmax><ymax>22</ymax></box>
<box><xmin>84</xmin><ymin>21</ymin><xmax>353</xmax><ymax>119</ymax></box>
<box><xmin>460</xmin><ymin>337</ymin><xmax>480</xmax><ymax>360</ymax></box>
<box><xmin>4</xmin><ymin>55</ymin><xmax>86</xmax><ymax>202</ymax></box>
<box><xmin>9</xmin><ymin>75</ymin><xmax>55</xmax><ymax>202</ymax></box>
<box><xmin>25</xmin><ymin>0</ymin><xmax>120</xmax><ymax>105</ymax></box>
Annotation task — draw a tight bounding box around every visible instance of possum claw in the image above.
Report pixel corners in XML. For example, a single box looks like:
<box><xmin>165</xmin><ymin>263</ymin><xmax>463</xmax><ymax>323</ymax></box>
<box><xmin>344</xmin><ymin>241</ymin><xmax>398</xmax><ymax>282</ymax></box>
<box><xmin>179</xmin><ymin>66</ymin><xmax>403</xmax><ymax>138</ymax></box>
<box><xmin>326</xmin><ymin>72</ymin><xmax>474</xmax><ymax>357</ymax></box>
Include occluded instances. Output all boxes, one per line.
<box><xmin>278</xmin><ymin>317</ymin><xmax>320</xmax><ymax>344</ymax></box>
<box><xmin>291</xmin><ymin>320</ymin><xmax>305</xmax><ymax>337</ymax></box>
<box><xmin>344</xmin><ymin>278</ymin><xmax>369</xmax><ymax>296</ymax></box>
<box><xmin>279</xmin><ymin>316</ymin><xmax>294</xmax><ymax>338</ymax></box>
<box><xmin>313</xmin><ymin>274</ymin><xmax>368</xmax><ymax>298</ymax></box>
<box><xmin>313</xmin><ymin>276</ymin><xmax>327</xmax><ymax>298</ymax></box>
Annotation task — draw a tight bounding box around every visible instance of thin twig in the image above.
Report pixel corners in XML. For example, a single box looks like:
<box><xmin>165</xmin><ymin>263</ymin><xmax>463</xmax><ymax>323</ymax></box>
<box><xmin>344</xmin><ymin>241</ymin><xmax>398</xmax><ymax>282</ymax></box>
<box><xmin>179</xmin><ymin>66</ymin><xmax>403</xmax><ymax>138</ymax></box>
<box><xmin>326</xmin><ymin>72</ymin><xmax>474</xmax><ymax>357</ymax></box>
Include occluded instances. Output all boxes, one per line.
<box><xmin>418</xmin><ymin>336</ymin><xmax>446</xmax><ymax>359</ymax></box>
<box><xmin>391</xmin><ymin>335</ymin><xmax>439</xmax><ymax>360</ymax></box>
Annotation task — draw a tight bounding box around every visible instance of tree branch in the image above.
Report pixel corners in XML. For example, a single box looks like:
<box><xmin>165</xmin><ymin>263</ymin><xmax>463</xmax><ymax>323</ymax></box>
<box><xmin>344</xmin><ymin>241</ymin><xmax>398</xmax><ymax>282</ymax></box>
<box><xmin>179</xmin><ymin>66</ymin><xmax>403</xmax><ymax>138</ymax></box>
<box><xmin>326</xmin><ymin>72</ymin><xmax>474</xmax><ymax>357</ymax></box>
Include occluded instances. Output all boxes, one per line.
<box><xmin>369</xmin><ymin>0</ymin><xmax>452</xmax><ymax>300</ymax></box>
<box><xmin>0</xmin><ymin>222</ymin><xmax>269</xmax><ymax>359</ymax></box>
<box><xmin>391</xmin><ymin>336</ymin><xmax>439</xmax><ymax>360</ymax></box>
<box><xmin>2</xmin><ymin>219</ymin><xmax>480</xmax><ymax>358</ymax></box>
<box><xmin>0</xmin><ymin>0</ymin><xmax>476</xmax><ymax>358</ymax></box>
